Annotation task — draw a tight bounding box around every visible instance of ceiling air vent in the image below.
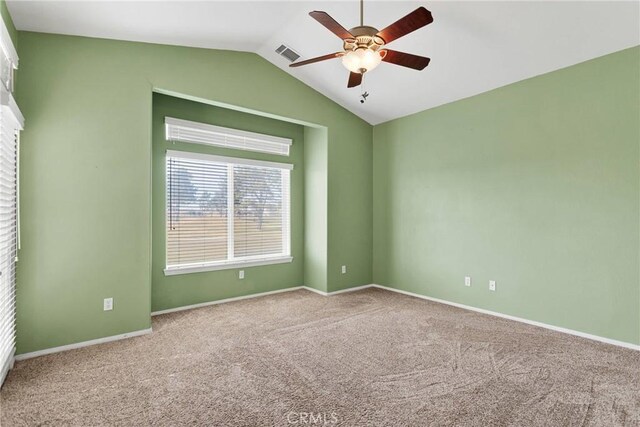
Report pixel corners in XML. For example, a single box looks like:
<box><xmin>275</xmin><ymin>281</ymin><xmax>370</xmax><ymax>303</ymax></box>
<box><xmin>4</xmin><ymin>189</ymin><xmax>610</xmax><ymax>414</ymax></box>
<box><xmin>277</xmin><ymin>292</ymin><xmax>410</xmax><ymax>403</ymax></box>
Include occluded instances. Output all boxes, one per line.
<box><xmin>275</xmin><ymin>44</ymin><xmax>300</xmax><ymax>63</ymax></box>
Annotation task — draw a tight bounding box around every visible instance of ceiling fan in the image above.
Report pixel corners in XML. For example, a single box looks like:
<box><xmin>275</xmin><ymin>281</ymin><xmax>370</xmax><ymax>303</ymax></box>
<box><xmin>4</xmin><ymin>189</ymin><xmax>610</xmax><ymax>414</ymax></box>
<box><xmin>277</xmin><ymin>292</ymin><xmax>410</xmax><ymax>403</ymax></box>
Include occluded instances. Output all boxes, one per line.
<box><xmin>290</xmin><ymin>0</ymin><xmax>434</xmax><ymax>88</ymax></box>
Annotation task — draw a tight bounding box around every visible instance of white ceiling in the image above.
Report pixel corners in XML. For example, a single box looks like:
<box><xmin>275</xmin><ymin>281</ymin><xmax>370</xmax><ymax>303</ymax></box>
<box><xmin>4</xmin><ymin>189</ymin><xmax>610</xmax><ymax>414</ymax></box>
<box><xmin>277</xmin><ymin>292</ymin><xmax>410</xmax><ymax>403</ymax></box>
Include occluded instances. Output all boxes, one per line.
<box><xmin>7</xmin><ymin>1</ymin><xmax>640</xmax><ymax>124</ymax></box>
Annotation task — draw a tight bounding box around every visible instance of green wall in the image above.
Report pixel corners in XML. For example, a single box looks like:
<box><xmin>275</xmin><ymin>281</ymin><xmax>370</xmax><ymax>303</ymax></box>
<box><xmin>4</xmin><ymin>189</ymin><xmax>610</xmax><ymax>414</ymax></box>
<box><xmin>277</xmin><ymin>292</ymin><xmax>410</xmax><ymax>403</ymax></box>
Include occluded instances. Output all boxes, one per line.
<box><xmin>12</xmin><ymin>24</ymin><xmax>636</xmax><ymax>353</ymax></box>
<box><xmin>152</xmin><ymin>94</ymin><xmax>305</xmax><ymax>311</ymax></box>
<box><xmin>15</xmin><ymin>31</ymin><xmax>373</xmax><ymax>354</ymax></box>
<box><xmin>304</xmin><ymin>126</ymin><xmax>328</xmax><ymax>293</ymax></box>
<box><xmin>327</xmin><ymin>121</ymin><xmax>373</xmax><ymax>292</ymax></box>
<box><xmin>373</xmin><ymin>46</ymin><xmax>640</xmax><ymax>345</ymax></box>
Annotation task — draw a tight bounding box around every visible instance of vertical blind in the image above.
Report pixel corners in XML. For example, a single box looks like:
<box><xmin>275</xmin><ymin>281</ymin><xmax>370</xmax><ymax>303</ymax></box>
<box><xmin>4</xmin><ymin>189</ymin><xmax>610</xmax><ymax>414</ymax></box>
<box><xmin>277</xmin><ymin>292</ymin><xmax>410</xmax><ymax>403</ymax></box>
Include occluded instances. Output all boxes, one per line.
<box><xmin>0</xmin><ymin>87</ymin><xmax>21</xmax><ymax>386</ymax></box>
<box><xmin>165</xmin><ymin>150</ymin><xmax>292</xmax><ymax>274</ymax></box>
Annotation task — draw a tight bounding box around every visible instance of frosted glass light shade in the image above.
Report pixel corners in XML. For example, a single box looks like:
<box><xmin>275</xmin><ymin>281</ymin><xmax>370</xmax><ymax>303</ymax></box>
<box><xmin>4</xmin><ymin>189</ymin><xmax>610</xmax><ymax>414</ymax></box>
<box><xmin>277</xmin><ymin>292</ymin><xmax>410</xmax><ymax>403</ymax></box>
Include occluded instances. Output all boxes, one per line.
<box><xmin>341</xmin><ymin>48</ymin><xmax>383</xmax><ymax>73</ymax></box>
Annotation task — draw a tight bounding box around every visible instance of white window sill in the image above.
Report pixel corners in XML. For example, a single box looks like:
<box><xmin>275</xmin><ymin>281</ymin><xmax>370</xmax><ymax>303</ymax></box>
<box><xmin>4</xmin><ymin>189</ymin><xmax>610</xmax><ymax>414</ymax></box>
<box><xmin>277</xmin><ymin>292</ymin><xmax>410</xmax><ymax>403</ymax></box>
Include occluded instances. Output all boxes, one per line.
<box><xmin>164</xmin><ymin>256</ymin><xmax>293</xmax><ymax>276</ymax></box>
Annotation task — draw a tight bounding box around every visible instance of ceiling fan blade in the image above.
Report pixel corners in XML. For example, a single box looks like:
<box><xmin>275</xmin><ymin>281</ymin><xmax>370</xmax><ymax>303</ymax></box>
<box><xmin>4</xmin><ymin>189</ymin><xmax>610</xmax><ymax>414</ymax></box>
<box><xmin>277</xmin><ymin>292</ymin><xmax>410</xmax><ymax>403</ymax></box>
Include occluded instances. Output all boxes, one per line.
<box><xmin>382</xmin><ymin>49</ymin><xmax>430</xmax><ymax>70</ymax></box>
<box><xmin>309</xmin><ymin>11</ymin><xmax>354</xmax><ymax>40</ymax></box>
<box><xmin>347</xmin><ymin>72</ymin><xmax>362</xmax><ymax>88</ymax></box>
<box><xmin>290</xmin><ymin>52</ymin><xmax>343</xmax><ymax>68</ymax></box>
<box><xmin>376</xmin><ymin>7</ymin><xmax>433</xmax><ymax>44</ymax></box>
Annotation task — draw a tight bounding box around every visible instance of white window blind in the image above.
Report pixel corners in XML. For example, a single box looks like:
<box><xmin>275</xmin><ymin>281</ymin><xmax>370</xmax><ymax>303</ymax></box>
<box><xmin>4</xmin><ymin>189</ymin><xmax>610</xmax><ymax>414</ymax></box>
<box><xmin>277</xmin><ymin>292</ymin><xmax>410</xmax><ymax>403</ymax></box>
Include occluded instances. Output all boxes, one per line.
<box><xmin>165</xmin><ymin>150</ymin><xmax>292</xmax><ymax>275</ymax></box>
<box><xmin>165</xmin><ymin>117</ymin><xmax>292</xmax><ymax>156</ymax></box>
<box><xmin>0</xmin><ymin>84</ymin><xmax>22</xmax><ymax>387</ymax></box>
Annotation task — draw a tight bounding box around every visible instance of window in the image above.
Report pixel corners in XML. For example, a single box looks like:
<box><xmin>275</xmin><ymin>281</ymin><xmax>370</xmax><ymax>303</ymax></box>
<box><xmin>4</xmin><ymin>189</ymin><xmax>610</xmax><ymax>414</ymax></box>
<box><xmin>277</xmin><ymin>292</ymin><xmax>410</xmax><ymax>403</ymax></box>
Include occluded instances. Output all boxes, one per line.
<box><xmin>0</xmin><ymin>21</ymin><xmax>21</xmax><ymax>387</ymax></box>
<box><xmin>164</xmin><ymin>150</ymin><xmax>292</xmax><ymax>275</ymax></box>
<box><xmin>165</xmin><ymin>117</ymin><xmax>292</xmax><ymax>156</ymax></box>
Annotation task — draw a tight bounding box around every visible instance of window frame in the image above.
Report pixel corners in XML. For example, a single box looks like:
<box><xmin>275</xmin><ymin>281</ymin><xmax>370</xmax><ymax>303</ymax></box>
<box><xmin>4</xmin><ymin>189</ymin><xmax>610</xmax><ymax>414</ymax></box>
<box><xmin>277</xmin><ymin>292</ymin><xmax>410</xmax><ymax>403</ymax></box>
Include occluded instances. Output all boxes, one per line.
<box><xmin>163</xmin><ymin>150</ymin><xmax>293</xmax><ymax>276</ymax></box>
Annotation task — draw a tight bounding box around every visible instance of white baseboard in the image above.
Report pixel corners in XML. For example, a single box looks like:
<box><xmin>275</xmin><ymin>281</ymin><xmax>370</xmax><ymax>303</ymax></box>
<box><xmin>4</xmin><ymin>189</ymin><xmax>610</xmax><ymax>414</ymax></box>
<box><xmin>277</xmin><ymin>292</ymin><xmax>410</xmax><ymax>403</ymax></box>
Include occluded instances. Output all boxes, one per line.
<box><xmin>326</xmin><ymin>284</ymin><xmax>374</xmax><ymax>295</ymax></box>
<box><xmin>0</xmin><ymin>347</ymin><xmax>15</xmax><ymax>387</ymax></box>
<box><xmin>14</xmin><ymin>284</ymin><xmax>370</xmax><ymax>362</ymax></box>
<box><xmin>301</xmin><ymin>284</ymin><xmax>373</xmax><ymax>297</ymax></box>
<box><xmin>369</xmin><ymin>284</ymin><xmax>640</xmax><ymax>351</ymax></box>
<box><xmin>301</xmin><ymin>286</ymin><xmax>328</xmax><ymax>296</ymax></box>
<box><xmin>151</xmin><ymin>284</ymin><xmax>373</xmax><ymax>315</ymax></box>
<box><xmin>13</xmin><ymin>283</ymin><xmax>637</xmax><ymax>364</ymax></box>
<box><xmin>14</xmin><ymin>328</ymin><xmax>153</xmax><ymax>361</ymax></box>
<box><xmin>151</xmin><ymin>286</ymin><xmax>305</xmax><ymax>316</ymax></box>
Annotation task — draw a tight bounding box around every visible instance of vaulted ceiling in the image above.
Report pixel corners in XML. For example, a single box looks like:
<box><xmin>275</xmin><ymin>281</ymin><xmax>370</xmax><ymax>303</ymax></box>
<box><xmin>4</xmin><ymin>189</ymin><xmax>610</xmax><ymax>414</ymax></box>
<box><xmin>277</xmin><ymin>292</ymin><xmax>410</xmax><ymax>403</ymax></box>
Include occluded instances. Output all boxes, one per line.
<box><xmin>7</xmin><ymin>1</ymin><xmax>640</xmax><ymax>124</ymax></box>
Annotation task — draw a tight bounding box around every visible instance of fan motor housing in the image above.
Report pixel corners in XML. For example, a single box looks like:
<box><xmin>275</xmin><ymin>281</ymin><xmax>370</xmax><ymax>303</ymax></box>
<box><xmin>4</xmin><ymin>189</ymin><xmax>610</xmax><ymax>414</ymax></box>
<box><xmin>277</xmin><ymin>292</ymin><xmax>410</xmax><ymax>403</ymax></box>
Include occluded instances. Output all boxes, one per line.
<box><xmin>344</xmin><ymin>26</ymin><xmax>385</xmax><ymax>53</ymax></box>
<box><xmin>348</xmin><ymin>26</ymin><xmax>378</xmax><ymax>37</ymax></box>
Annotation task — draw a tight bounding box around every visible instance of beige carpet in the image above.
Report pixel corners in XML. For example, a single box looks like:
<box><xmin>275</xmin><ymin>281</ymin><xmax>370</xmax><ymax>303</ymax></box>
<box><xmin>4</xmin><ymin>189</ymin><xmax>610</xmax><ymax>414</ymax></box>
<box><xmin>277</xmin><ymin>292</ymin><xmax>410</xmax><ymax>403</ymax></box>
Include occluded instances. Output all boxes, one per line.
<box><xmin>1</xmin><ymin>288</ymin><xmax>639</xmax><ymax>426</ymax></box>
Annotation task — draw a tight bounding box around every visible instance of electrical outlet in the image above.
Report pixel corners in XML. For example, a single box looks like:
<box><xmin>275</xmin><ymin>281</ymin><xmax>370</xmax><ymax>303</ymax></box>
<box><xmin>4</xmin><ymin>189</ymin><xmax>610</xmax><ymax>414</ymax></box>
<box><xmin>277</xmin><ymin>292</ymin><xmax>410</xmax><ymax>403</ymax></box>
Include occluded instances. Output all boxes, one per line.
<box><xmin>239</xmin><ymin>270</ymin><xmax>244</xmax><ymax>279</ymax></box>
<box><xmin>103</xmin><ymin>298</ymin><xmax>113</xmax><ymax>311</ymax></box>
<box><xmin>465</xmin><ymin>276</ymin><xmax>471</xmax><ymax>287</ymax></box>
<box><xmin>489</xmin><ymin>280</ymin><xmax>496</xmax><ymax>291</ymax></box>
<box><xmin>341</xmin><ymin>265</ymin><xmax>347</xmax><ymax>274</ymax></box>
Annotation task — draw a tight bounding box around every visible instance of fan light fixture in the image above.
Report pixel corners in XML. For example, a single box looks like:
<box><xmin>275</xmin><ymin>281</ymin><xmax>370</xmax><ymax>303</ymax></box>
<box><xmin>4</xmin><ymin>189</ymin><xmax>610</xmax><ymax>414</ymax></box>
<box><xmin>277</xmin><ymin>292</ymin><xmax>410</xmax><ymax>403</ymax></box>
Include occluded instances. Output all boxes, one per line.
<box><xmin>289</xmin><ymin>0</ymin><xmax>433</xmax><ymax>89</ymax></box>
<box><xmin>341</xmin><ymin>48</ymin><xmax>383</xmax><ymax>73</ymax></box>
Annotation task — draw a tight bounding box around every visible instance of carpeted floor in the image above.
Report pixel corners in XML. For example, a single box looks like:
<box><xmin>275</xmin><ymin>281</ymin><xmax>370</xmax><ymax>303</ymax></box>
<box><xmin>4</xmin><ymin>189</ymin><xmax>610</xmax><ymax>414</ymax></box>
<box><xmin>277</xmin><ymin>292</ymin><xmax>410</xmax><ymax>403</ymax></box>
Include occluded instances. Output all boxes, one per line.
<box><xmin>1</xmin><ymin>288</ymin><xmax>639</xmax><ymax>426</ymax></box>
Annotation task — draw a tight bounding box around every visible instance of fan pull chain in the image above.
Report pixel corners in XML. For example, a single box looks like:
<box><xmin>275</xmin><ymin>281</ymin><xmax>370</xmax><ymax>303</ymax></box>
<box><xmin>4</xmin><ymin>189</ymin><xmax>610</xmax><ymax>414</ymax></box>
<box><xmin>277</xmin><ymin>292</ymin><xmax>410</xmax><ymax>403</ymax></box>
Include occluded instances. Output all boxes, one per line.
<box><xmin>360</xmin><ymin>73</ymin><xmax>369</xmax><ymax>104</ymax></box>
